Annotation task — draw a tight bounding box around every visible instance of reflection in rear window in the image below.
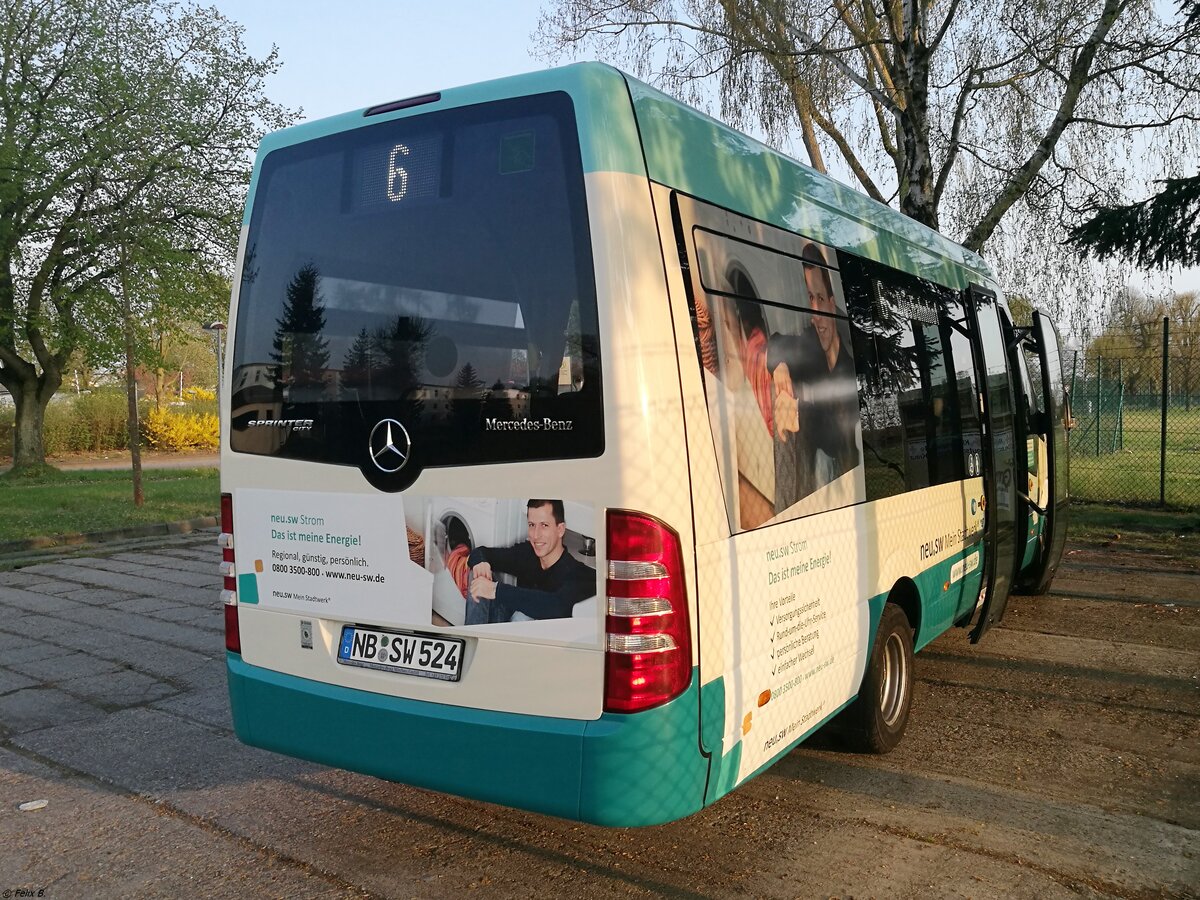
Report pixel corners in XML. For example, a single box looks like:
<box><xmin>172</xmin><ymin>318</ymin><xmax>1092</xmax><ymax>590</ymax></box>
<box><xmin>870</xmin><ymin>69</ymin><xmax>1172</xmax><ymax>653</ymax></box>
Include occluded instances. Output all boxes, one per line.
<box><xmin>230</xmin><ymin>92</ymin><xmax>602</xmax><ymax>468</ymax></box>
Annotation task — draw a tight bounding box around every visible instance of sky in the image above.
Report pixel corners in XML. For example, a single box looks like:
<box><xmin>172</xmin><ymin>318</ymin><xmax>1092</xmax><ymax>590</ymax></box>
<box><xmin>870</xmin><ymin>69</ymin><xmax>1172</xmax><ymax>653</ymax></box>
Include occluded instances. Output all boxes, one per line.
<box><xmin>210</xmin><ymin>0</ymin><xmax>1198</xmax><ymax>297</ymax></box>
<box><xmin>212</xmin><ymin>0</ymin><xmax>553</xmax><ymax>122</ymax></box>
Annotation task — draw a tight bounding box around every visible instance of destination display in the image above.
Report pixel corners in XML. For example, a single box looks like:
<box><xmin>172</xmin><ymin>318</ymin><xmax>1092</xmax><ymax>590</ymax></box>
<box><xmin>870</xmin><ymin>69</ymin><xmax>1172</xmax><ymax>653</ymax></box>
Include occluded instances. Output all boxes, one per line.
<box><xmin>352</xmin><ymin>132</ymin><xmax>442</xmax><ymax>208</ymax></box>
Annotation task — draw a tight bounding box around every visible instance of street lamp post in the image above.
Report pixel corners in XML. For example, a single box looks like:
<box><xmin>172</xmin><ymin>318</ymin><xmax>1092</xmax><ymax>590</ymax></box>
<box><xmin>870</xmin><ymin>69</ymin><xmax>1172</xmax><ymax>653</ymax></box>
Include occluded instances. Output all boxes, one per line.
<box><xmin>203</xmin><ymin>321</ymin><xmax>226</xmax><ymax>410</ymax></box>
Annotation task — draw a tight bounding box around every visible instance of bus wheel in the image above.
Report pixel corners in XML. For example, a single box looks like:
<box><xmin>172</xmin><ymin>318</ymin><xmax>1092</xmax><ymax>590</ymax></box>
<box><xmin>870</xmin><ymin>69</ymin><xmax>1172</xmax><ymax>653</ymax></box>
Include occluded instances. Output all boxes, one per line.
<box><xmin>843</xmin><ymin>602</ymin><xmax>913</xmax><ymax>754</ymax></box>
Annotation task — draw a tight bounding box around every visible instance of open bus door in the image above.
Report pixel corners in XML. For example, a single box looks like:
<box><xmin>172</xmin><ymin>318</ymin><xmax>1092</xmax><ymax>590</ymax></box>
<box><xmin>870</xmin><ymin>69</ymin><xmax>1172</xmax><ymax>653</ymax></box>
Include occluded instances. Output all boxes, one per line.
<box><xmin>1014</xmin><ymin>310</ymin><xmax>1071</xmax><ymax>594</ymax></box>
<box><xmin>965</xmin><ymin>285</ymin><xmax>1020</xmax><ymax>643</ymax></box>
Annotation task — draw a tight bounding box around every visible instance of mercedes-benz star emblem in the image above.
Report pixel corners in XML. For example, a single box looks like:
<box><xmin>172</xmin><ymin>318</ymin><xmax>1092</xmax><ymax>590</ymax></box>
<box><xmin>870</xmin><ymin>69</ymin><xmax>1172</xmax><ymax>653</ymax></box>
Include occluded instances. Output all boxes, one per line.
<box><xmin>368</xmin><ymin>419</ymin><xmax>411</xmax><ymax>474</ymax></box>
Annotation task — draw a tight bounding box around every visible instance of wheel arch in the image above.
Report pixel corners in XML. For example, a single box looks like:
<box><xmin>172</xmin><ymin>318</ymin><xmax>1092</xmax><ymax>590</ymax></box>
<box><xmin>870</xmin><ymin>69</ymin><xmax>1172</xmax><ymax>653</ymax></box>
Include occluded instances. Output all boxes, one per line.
<box><xmin>884</xmin><ymin>576</ymin><xmax>922</xmax><ymax>643</ymax></box>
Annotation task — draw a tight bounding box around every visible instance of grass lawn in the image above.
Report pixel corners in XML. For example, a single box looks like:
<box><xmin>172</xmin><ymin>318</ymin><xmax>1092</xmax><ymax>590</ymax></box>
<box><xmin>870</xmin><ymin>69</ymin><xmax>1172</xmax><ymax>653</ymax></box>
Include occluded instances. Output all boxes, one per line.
<box><xmin>0</xmin><ymin>467</ymin><xmax>219</xmax><ymax>544</ymax></box>
<box><xmin>1070</xmin><ymin>406</ymin><xmax>1200</xmax><ymax>507</ymax></box>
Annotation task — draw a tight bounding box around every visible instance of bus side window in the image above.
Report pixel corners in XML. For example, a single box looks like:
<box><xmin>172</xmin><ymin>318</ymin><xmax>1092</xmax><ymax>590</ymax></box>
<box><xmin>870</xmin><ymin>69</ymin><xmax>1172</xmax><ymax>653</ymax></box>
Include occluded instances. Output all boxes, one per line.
<box><xmin>1019</xmin><ymin>340</ymin><xmax>1047</xmax><ymax>495</ymax></box>
<box><xmin>849</xmin><ymin>322</ymin><xmax>907</xmax><ymax>501</ymax></box>
<box><xmin>909</xmin><ymin>314</ymin><xmax>967</xmax><ymax>487</ymax></box>
<box><xmin>1021</xmin><ymin>342</ymin><xmax>1046</xmax><ymax>424</ymax></box>
<box><xmin>675</xmin><ymin>199</ymin><xmax>867</xmax><ymax>532</ymax></box>
<box><xmin>945</xmin><ymin>300</ymin><xmax>982</xmax><ymax>478</ymax></box>
<box><xmin>841</xmin><ymin>259</ymin><xmax>907</xmax><ymax>501</ymax></box>
<box><xmin>841</xmin><ymin>253</ymin><xmax>974</xmax><ymax>499</ymax></box>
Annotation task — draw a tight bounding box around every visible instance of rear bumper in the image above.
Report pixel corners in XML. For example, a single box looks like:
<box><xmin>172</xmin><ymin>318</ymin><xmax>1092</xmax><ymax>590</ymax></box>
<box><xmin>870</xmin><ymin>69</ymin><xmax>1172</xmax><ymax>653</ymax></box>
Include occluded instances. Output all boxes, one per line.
<box><xmin>226</xmin><ymin>653</ymin><xmax>708</xmax><ymax>826</ymax></box>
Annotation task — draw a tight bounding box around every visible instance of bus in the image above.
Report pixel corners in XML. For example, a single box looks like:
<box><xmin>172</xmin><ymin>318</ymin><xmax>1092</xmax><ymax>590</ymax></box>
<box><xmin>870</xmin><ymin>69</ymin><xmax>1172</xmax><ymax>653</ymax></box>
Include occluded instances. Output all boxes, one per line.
<box><xmin>219</xmin><ymin>62</ymin><xmax>1070</xmax><ymax>827</ymax></box>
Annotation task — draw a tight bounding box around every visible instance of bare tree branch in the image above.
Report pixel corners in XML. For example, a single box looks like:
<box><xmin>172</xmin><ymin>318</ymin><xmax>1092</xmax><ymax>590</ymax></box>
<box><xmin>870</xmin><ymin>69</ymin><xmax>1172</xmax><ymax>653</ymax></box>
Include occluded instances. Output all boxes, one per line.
<box><xmin>963</xmin><ymin>0</ymin><xmax>1129</xmax><ymax>251</ymax></box>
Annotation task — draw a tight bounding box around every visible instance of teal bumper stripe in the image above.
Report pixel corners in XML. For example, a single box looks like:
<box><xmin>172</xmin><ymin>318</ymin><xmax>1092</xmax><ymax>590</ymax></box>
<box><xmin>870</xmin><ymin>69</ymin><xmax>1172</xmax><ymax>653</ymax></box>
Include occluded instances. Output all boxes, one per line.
<box><xmin>707</xmin><ymin>735</ymin><xmax>742</xmax><ymax>803</ymax></box>
<box><xmin>864</xmin><ymin>592</ymin><xmax>888</xmax><ymax>656</ymax></box>
<box><xmin>579</xmin><ymin>676</ymin><xmax>708</xmax><ymax>826</ymax></box>
<box><xmin>227</xmin><ymin>654</ymin><xmax>706</xmax><ymax>826</ymax></box>
<box><xmin>910</xmin><ymin>546</ymin><xmax>984</xmax><ymax>650</ymax></box>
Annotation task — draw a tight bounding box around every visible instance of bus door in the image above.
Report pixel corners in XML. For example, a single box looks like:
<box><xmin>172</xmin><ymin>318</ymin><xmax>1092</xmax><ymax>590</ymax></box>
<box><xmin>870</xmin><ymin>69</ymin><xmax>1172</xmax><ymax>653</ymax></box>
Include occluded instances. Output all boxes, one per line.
<box><xmin>1015</xmin><ymin>310</ymin><xmax>1070</xmax><ymax>594</ymax></box>
<box><xmin>965</xmin><ymin>285</ymin><xmax>1020</xmax><ymax>642</ymax></box>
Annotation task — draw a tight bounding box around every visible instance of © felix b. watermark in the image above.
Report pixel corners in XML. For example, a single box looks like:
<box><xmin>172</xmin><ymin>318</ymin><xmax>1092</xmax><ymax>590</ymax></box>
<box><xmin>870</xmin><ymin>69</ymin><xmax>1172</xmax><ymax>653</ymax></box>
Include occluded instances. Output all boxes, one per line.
<box><xmin>3</xmin><ymin>890</ymin><xmax>47</xmax><ymax>898</ymax></box>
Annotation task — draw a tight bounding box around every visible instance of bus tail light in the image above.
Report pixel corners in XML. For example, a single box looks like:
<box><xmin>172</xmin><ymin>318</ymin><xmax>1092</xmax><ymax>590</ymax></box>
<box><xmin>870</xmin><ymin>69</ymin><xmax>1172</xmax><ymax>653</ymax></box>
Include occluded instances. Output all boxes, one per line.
<box><xmin>604</xmin><ymin>510</ymin><xmax>692</xmax><ymax>713</ymax></box>
<box><xmin>220</xmin><ymin>492</ymin><xmax>240</xmax><ymax>654</ymax></box>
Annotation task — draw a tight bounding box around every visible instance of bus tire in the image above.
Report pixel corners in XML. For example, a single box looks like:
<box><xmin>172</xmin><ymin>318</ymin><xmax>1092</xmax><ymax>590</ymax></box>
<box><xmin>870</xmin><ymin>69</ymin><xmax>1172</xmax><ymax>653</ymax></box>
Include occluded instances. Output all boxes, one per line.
<box><xmin>842</xmin><ymin>602</ymin><xmax>913</xmax><ymax>754</ymax></box>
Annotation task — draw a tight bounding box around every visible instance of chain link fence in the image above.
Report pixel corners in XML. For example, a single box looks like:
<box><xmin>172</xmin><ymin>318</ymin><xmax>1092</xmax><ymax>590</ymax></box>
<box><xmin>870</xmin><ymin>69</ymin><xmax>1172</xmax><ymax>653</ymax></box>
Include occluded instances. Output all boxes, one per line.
<box><xmin>1067</xmin><ymin>317</ymin><xmax>1200</xmax><ymax>508</ymax></box>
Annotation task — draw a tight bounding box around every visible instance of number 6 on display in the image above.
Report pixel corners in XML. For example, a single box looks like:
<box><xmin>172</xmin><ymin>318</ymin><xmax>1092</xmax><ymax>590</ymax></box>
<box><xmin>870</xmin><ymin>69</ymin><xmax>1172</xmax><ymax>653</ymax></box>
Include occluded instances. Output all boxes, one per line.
<box><xmin>387</xmin><ymin>143</ymin><xmax>410</xmax><ymax>201</ymax></box>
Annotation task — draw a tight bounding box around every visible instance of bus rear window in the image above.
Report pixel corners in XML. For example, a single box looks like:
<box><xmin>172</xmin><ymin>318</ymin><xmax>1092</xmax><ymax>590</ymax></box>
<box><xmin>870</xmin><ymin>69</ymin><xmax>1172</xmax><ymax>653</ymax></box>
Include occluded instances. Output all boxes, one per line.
<box><xmin>230</xmin><ymin>92</ymin><xmax>602</xmax><ymax>471</ymax></box>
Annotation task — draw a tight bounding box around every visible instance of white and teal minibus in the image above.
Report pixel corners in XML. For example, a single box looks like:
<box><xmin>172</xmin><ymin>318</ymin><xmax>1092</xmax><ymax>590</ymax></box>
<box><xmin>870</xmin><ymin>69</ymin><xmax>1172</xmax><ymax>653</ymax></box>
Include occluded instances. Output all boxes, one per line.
<box><xmin>220</xmin><ymin>63</ymin><xmax>1070</xmax><ymax>827</ymax></box>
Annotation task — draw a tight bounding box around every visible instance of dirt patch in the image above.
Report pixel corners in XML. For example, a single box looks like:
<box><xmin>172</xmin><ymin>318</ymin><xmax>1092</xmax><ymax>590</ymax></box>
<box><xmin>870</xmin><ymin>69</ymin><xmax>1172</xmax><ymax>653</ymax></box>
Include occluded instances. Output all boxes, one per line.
<box><xmin>0</xmin><ymin>449</ymin><xmax>218</xmax><ymax>471</ymax></box>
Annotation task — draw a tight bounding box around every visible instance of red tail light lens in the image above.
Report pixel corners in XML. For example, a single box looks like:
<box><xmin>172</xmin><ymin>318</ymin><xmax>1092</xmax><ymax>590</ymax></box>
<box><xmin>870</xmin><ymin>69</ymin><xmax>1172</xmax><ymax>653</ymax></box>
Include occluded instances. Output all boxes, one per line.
<box><xmin>603</xmin><ymin>510</ymin><xmax>692</xmax><ymax>713</ymax></box>
<box><xmin>224</xmin><ymin>603</ymin><xmax>241</xmax><ymax>654</ymax></box>
<box><xmin>219</xmin><ymin>492</ymin><xmax>240</xmax><ymax>653</ymax></box>
<box><xmin>220</xmin><ymin>493</ymin><xmax>235</xmax><ymax>590</ymax></box>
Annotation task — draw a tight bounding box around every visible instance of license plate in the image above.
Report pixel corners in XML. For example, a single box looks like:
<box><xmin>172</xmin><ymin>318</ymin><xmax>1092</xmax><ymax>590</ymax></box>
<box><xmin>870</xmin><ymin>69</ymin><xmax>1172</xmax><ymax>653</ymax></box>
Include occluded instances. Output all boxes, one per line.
<box><xmin>337</xmin><ymin>626</ymin><xmax>463</xmax><ymax>682</ymax></box>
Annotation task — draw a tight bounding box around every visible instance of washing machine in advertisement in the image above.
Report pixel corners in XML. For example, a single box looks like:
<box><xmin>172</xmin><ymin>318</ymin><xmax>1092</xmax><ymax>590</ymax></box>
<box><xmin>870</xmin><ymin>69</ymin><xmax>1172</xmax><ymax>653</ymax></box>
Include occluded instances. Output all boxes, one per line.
<box><xmin>405</xmin><ymin>496</ymin><xmax>598</xmax><ymax>627</ymax></box>
<box><xmin>424</xmin><ymin>497</ymin><xmax>522</xmax><ymax>626</ymax></box>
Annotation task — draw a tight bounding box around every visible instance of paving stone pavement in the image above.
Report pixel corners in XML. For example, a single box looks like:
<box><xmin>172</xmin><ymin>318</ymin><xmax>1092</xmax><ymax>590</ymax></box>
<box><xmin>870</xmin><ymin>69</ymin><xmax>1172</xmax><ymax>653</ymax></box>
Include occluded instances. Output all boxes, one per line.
<box><xmin>0</xmin><ymin>532</ymin><xmax>227</xmax><ymax>737</ymax></box>
<box><xmin>0</xmin><ymin>530</ymin><xmax>381</xmax><ymax>898</ymax></box>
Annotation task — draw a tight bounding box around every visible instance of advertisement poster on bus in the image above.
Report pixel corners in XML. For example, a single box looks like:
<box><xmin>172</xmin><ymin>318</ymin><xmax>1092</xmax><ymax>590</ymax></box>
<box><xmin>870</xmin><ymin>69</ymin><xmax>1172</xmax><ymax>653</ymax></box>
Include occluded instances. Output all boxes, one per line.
<box><xmin>233</xmin><ymin>489</ymin><xmax>599</xmax><ymax>645</ymax></box>
<box><xmin>688</xmin><ymin>216</ymin><xmax>867</xmax><ymax>533</ymax></box>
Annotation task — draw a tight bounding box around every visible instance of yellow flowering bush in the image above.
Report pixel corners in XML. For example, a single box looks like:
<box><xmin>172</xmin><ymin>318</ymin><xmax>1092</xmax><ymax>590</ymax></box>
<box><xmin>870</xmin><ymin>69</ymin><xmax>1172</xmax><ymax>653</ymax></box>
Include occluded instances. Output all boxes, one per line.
<box><xmin>142</xmin><ymin>406</ymin><xmax>219</xmax><ymax>451</ymax></box>
<box><xmin>181</xmin><ymin>386</ymin><xmax>216</xmax><ymax>403</ymax></box>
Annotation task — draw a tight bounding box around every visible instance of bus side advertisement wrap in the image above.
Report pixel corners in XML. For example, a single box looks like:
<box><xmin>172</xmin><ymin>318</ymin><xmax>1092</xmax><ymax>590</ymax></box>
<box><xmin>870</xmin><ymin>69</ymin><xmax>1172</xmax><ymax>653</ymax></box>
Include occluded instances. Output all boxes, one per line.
<box><xmin>694</xmin><ymin>482</ymin><xmax>983</xmax><ymax>790</ymax></box>
<box><xmin>668</xmin><ymin>192</ymin><xmax>989</xmax><ymax>793</ymax></box>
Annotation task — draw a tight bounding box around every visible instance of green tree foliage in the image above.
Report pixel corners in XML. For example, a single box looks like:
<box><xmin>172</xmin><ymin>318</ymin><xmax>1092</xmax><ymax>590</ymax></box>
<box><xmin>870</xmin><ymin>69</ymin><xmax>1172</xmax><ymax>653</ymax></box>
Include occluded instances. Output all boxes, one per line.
<box><xmin>152</xmin><ymin>317</ymin><xmax>226</xmax><ymax>409</ymax></box>
<box><xmin>454</xmin><ymin>362</ymin><xmax>484</xmax><ymax>392</ymax></box>
<box><xmin>1086</xmin><ymin>289</ymin><xmax>1166</xmax><ymax>397</ymax></box>
<box><xmin>101</xmin><ymin>240</ymin><xmax>230</xmax><ymax>410</ymax></box>
<box><xmin>341</xmin><ymin>327</ymin><xmax>375</xmax><ymax>394</ymax></box>
<box><xmin>1007</xmin><ymin>294</ymin><xmax>1035</xmax><ymax>328</ymax></box>
<box><xmin>370</xmin><ymin>315</ymin><xmax>433</xmax><ymax>420</ymax></box>
<box><xmin>1167</xmin><ymin>291</ymin><xmax>1200</xmax><ymax>410</ymax></box>
<box><xmin>1067</xmin><ymin>175</ymin><xmax>1200</xmax><ymax>270</ymax></box>
<box><xmin>1085</xmin><ymin>289</ymin><xmax>1200</xmax><ymax>405</ymax></box>
<box><xmin>0</xmin><ymin>0</ymin><xmax>294</xmax><ymax>469</ymax></box>
<box><xmin>372</xmin><ymin>315</ymin><xmax>433</xmax><ymax>396</ymax></box>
